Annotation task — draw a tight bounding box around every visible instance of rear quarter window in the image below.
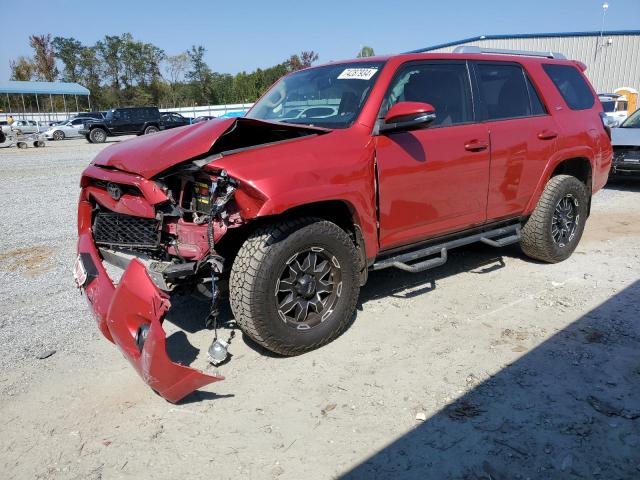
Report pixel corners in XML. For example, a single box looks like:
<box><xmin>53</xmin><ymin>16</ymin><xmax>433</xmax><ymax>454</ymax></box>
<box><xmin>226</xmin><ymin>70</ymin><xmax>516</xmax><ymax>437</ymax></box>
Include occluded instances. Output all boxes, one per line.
<box><xmin>543</xmin><ymin>64</ymin><xmax>594</xmax><ymax>110</ymax></box>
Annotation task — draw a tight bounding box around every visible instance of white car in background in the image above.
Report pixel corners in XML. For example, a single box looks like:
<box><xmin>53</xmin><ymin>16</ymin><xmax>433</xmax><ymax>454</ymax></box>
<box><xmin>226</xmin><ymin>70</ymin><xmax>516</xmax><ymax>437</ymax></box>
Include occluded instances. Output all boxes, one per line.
<box><xmin>6</xmin><ymin>119</ymin><xmax>41</xmax><ymax>134</ymax></box>
<box><xmin>43</xmin><ymin>117</ymin><xmax>91</xmax><ymax>140</ymax></box>
<box><xmin>599</xmin><ymin>94</ymin><xmax>627</xmax><ymax>127</ymax></box>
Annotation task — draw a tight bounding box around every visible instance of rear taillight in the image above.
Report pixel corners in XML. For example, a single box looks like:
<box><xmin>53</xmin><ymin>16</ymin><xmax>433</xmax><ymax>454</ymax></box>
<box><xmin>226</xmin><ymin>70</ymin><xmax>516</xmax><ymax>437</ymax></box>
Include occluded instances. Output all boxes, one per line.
<box><xmin>599</xmin><ymin>112</ymin><xmax>613</xmax><ymax>140</ymax></box>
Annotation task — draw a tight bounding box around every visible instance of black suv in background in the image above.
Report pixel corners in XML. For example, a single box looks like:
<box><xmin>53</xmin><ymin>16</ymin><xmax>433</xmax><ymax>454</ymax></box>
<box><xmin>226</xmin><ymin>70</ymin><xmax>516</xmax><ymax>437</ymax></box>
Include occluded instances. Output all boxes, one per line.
<box><xmin>80</xmin><ymin>107</ymin><xmax>162</xmax><ymax>143</ymax></box>
<box><xmin>160</xmin><ymin>112</ymin><xmax>191</xmax><ymax>129</ymax></box>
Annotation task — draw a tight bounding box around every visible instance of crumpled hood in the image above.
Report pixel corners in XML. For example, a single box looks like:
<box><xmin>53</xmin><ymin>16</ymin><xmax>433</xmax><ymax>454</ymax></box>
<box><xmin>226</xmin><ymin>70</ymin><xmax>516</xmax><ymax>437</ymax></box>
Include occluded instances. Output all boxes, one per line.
<box><xmin>92</xmin><ymin>117</ymin><xmax>328</xmax><ymax>178</ymax></box>
<box><xmin>611</xmin><ymin>127</ymin><xmax>640</xmax><ymax>147</ymax></box>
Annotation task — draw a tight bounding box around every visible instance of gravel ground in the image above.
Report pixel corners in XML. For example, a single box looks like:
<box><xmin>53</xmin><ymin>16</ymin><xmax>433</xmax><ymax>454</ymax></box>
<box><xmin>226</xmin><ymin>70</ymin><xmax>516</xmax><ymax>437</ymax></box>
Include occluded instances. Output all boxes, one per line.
<box><xmin>0</xmin><ymin>137</ymin><xmax>639</xmax><ymax>479</ymax></box>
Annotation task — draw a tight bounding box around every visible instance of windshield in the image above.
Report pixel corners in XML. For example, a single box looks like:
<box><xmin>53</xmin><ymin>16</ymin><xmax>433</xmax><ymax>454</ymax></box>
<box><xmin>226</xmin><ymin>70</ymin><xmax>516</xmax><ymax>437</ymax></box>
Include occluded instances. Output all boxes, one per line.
<box><xmin>621</xmin><ymin>109</ymin><xmax>640</xmax><ymax>128</ymax></box>
<box><xmin>247</xmin><ymin>62</ymin><xmax>385</xmax><ymax>129</ymax></box>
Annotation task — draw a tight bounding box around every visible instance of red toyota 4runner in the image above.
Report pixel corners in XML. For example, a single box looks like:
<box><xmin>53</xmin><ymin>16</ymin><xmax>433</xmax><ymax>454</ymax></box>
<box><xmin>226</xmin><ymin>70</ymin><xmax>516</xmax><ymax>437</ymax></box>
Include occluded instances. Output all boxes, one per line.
<box><xmin>75</xmin><ymin>47</ymin><xmax>612</xmax><ymax>401</ymax></box>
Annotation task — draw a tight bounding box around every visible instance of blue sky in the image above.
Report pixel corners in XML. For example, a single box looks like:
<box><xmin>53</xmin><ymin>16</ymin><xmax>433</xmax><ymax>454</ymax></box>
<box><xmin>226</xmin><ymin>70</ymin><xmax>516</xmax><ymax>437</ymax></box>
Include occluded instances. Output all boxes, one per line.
<box><xmin>1</xmin><ymin>0</ymin><xmax>638</xmax><ymax>81</ymax></box>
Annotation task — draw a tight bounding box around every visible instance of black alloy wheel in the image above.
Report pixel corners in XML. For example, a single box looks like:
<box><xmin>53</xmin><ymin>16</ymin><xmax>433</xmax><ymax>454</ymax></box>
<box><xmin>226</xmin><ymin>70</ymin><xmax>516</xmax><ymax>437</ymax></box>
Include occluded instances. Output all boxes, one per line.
<box><xmin>275</xmin><ymin>247</ymin><xmax>342</xmax><ymax>330</ymax></box>
<box><xmin>551</xmin><ymin>194</ymin><xmax>579</xmax><ymax>247</ymax></box>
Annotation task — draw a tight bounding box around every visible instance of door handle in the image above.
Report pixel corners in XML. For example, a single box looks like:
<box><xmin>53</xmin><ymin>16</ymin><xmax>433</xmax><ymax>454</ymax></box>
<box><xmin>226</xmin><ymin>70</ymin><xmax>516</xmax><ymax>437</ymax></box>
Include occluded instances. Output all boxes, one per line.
<box><xmin>537</xmin><ymin>130</ymin><xmax>558</xmax><ymax>140</ymax></box>
<box><xmin>464</xmin><ymin>140</ymin><xmax>489</xmax><ymax>152</ymax></box>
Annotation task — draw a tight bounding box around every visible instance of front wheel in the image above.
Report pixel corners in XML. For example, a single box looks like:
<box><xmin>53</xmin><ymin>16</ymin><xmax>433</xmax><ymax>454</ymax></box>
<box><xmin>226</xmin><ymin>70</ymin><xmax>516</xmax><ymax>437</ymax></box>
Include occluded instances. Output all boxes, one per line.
<box><xmin>52</xmin><ymin>130</ymin><xmax>64</xmax><ymax>140</ymax></box>
<box><xmin>230</xmin><ymin>218</ymin><xmax>361</xmax><ymax>356</ymax></box>
<box><xmin>144</xmin><ymin>125</ymin><xmax>159</xmax><ymax>135</ymax></box>
<box><xmin>520</xmin><ymin>174</ymin><xmax>589</xmax><ymax>263</ymax></box>
<box><xmin>89</xmin><ymin>128</ymin><xmax>107</xmax><ymax>143</ymax></box>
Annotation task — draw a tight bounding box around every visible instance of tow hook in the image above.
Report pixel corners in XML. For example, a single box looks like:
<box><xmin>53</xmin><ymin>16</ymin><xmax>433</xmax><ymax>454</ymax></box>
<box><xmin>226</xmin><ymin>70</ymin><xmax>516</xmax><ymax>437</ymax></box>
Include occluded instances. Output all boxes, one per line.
<box><xmin>205</xmin><ymin>170</ymin><xmax>238</xmax><ymax>365</ymax></box>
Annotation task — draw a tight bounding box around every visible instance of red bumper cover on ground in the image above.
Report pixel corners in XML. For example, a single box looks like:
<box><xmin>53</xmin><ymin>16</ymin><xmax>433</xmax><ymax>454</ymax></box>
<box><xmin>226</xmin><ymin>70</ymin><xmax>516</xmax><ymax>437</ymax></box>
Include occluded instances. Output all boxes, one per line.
<box><xmin>77</xmin><ymin>226</ymin><xmax>223</xmax><ymax>403</ymax></box>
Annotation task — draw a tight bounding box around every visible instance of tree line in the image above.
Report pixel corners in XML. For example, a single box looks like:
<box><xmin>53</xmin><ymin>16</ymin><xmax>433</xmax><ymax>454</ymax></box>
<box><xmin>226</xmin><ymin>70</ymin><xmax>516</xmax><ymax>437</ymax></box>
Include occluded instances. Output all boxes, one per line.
<box><xmin>8</xmin><ymin>33</ymin><xmax>375</xmax><ymax>111</ymax></box>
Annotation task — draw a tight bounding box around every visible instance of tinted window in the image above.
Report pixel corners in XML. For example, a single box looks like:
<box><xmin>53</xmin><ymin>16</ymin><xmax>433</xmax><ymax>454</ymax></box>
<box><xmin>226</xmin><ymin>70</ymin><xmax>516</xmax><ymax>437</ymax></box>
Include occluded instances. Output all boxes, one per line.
<box><xmin>382</xmin><ymin>62</ymin><xmax>473</xmax><ymax>127</ymax></box>
<box><xmin>476</xmin><ymin>64</ymin><xmax>531</xmax><ymax>120</ymax></box>
<box><xmin>526</xmin><ymin>76</ymin><xmax>547</xmax><ymax>115</ymax></box>
<box><xmin>543</xmin><ymin>64</ymin><xmax>594</xmax><ymax>110</ymax></box>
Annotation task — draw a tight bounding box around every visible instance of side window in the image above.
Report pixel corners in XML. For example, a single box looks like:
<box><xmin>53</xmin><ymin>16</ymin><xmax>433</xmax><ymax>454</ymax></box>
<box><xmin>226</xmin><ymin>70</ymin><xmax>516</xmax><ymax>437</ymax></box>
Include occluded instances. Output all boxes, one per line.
<box><xmin>72</xmin><ymin>119</ymin><xmax>84</xmax><ymax>125</ymax></box>
<box><xmin>542</xmin><ymin>64</ymin><xmax>594</xmax><ymax>110</ymax></box>
<box><xmin>526</xmin><ymin>76</ymin><xmax>547</xmax><ymax>115</ymax></box>
<box><xmin>381</xmin><ymin>63</ymin><xmax>473</xmax><ymax>127</ymax></box>
<box><xmin>476</xmin><ymin>63</ymin><xmax>531</xmax><ymax>120</ymax></box>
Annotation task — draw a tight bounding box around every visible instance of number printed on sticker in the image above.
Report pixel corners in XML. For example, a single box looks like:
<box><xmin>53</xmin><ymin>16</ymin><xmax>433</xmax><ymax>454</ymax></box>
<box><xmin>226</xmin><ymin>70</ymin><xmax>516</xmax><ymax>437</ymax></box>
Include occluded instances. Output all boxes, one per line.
<box><xmin>337</xmin><ymin>68</ymin><xmax>378</xmax><ymax>80</ymax></box>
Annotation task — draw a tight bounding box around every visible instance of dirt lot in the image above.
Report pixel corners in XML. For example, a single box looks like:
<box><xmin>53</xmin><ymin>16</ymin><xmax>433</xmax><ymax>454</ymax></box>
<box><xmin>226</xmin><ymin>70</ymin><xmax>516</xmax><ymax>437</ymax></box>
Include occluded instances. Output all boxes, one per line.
<box><xmin>1</xmin><ymin>137</ymin><xmax>639</xmax><ymax>479</ymax></box>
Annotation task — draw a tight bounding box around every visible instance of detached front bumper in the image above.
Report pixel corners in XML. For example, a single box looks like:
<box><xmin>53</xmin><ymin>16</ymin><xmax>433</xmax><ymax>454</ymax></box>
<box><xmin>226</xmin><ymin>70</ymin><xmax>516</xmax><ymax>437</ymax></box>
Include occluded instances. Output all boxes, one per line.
<box><xmin>76</xmin><ymin>196</ymin><xmax>223</xmax><ymax>403</ymax></box>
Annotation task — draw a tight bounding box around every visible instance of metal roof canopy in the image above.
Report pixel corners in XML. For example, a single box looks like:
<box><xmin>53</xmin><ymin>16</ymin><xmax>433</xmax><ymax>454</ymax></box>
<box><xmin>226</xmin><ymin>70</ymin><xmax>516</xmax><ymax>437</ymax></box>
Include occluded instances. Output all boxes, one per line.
<box><xmin>409</xmin><ymin>29</ymin><xmax>640</xmax><ymax>53</ymax></box>
<box><xmin>0</xmin><ymin>80</ymin><xmax>90</xmax><ymax>96</ymax></box>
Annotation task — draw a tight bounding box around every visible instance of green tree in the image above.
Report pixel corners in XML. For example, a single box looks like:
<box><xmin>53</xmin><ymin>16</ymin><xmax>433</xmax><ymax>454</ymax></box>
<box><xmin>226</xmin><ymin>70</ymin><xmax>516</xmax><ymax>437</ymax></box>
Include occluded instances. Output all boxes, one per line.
<box><xmin>186</xmin><ymin>45</ymin><xmax>213</xmax><ymax>104</ymax></box>
<box><xmin>96</xmin><ymin>35</ymin><xmax>124</xmax><ymax>93</ymax></box>
<box><xmin>165</xmin><ymin>53</ymin><xmax>189</xmax><ymax>106</ymax></box>
<box><xmin>357</xmin><ymin>46</ymin><xmax>375</xmax><ymax>58</ymax></box>
<box><xmin>52</xmin><ymin>36</ymin><xmax>83</xmax><ymax>82</ymax></box>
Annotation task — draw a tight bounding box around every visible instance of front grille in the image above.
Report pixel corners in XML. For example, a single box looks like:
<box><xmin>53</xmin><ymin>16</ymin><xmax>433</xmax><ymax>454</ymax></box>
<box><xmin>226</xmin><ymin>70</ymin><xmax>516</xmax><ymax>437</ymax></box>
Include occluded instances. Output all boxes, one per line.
<box><xmin>93</xmin><ymin>212</ymin><xmax>160</xmax><ymax>249</ymax></box>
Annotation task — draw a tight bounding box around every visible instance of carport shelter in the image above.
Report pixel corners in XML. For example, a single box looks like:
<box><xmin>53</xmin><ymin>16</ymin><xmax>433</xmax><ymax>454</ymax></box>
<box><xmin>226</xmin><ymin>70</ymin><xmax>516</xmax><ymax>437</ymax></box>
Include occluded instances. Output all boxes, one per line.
<box><xmin>0</xmin><ymin>81</ymin><xmax>91</xmax><ymax>117</ymax></box>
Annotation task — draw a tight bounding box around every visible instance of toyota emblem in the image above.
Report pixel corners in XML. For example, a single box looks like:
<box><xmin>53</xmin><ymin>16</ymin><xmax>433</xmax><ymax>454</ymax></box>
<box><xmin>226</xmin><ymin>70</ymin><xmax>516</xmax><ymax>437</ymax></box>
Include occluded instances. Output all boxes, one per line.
<box><xmin>106</xmin><ymin>182</ymin><xmax>122</xmax><ymax>200</ymax></box>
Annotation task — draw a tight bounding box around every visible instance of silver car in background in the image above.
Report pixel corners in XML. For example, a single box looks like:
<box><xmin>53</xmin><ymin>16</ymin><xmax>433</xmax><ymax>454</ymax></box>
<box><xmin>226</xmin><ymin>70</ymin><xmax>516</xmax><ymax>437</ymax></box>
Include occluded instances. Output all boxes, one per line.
<box><xmin>43</xmin><ymin>117</ymin><xmax>94</xmax><ymax>140</ymax></box>
<box><xmin>611</xmin><ymin>108</ymin><xmax>640</xmax><ymax>178</ymax></box>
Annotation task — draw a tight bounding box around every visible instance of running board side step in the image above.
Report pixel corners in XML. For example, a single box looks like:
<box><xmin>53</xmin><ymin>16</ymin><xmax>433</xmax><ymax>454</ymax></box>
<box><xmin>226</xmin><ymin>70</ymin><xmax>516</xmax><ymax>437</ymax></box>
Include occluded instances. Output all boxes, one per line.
<box><xmin>372</xmin><ymin>224</ymin><xmax>521</xmax><ymax>273</ymax></box>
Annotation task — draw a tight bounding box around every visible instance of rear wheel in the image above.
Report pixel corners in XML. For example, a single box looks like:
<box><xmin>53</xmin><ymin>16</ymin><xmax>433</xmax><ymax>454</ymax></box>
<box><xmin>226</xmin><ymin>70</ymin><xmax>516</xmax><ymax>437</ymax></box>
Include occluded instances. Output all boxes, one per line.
<box><xmin>89</xmin><ymin>128</ymin><xmax>107</xmax><ymax>143</ymax></box>
<box><xmin>52</xmin><ymin>130</ymin><xmax>64</xmax><ymax>140</ymax></box>
<box><xmin>144</xmin><ymin>125</ymin><xmax>159</xmax><ymax>135</ymax></box>
<box><xmin>520</xmin><ymin>174</ymin><xmax>588</xmax><ymax>263</ymax></box>
<box><xmin>230</xmin><ymin>218</ymin><xmax>360</xmax><ymax>356</ymax></box>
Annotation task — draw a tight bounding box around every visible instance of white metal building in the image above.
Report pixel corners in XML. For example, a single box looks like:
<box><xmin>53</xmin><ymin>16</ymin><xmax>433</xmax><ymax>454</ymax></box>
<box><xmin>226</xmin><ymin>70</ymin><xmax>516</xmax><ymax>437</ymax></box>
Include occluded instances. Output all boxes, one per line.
<box><xmin>411</xmin><ymin>30</ymin><xmax>640</xmax><ymax>93</ymax></box>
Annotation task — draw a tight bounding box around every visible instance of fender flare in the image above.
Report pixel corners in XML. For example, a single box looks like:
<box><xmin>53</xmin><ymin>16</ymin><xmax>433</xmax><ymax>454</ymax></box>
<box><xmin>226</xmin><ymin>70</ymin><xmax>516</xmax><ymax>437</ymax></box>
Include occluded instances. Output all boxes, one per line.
<box><xmin>251</xmin><ymin>187</ymin><xmax>379</xmax><ymax>260</ymax></box>
<box><xmin>88</xmin><ymin>124</ymin><xmax>112</xmax><ymax>135</ymax></box>
<box><xmin>524</xmin><ymin>146</ymin><xmax>595</xmax><ymax>215</ymax></box>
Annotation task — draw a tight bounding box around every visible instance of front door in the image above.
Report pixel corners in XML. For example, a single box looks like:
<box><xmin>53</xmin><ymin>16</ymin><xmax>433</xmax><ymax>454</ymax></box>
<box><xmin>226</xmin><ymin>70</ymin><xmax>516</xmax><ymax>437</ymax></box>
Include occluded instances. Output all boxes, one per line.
<box><xmin>375</xmin><ymin>61</ymin><xmax>491</xmax><ymax>250</ymax></box>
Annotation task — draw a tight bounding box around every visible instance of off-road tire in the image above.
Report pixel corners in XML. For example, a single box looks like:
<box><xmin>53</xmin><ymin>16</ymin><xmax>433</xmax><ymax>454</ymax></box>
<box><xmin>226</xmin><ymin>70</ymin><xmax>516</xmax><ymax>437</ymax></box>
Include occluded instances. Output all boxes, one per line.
<box><xmin>85</xmin><ymin>134</ymin><xmax>93</xmax><ymax>144</ymax></box>
<box><xmin>520</xmin><ymin>174</ymin><xmax>588</xmax><ymax>263</ymax></box>
<box><xmin>230</xmin><ymin>217</ymin><xmax>360</xmax><ymax>356</ymax></box>
<box><xmin>144</xmin><ymin>125</ymin><xmax>159</xmax><ymax>135</ymax></box>
<box><xmin>89</xmin><ymin>128</ymin><xmax>107</xmax><ymax>143</ymax></box>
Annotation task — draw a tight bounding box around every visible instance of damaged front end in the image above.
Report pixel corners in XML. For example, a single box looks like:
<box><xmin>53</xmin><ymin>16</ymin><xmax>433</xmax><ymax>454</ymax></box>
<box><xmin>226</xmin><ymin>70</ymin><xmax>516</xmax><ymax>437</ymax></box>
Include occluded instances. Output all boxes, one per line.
<box><xmin>76</xmin><ymin>166</ymin><xmax>236</xmax><ymax>402</ymax></box>
<box><xmin>74</xmin><ymin>119</ymin><xmax>327</xmax><ymax>402</ymax></box>
<box><xmin>76</xmin><ymin>117</ymin><xmax>326</xmax><ymax>401</ymax></box>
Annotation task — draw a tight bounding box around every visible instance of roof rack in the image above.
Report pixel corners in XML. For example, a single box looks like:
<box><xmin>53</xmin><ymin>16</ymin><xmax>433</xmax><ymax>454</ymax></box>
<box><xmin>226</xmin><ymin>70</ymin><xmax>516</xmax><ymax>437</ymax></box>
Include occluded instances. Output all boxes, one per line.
<box><xmin>452</xmin><ymin>45</ymin><xmax>566</xmax><ymax>60</ymax></box>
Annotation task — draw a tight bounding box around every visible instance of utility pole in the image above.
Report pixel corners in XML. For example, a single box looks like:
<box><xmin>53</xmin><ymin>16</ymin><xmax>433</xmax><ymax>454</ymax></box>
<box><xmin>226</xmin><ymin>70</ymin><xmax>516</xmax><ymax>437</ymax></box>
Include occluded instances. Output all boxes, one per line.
<box><xmin>594</xmin><ymin>2</ymin><xmax>609</xmax><ymax>61</ymax></box>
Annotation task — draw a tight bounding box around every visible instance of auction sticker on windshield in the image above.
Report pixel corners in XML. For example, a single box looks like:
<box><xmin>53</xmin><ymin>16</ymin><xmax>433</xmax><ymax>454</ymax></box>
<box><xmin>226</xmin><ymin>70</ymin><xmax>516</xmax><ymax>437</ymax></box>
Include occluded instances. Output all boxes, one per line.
<box><xmin>337</xmin><ymin>68</ymin><xmax>378</xmax><ymax>80</ymax></box>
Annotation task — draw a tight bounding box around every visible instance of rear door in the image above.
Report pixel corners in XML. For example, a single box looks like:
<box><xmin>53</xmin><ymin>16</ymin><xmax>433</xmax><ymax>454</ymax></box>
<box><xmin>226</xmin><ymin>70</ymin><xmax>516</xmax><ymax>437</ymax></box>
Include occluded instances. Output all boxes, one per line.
<box><xmin>126</xmin><ymin>109</ymin><xmax>144</xmax><ymax>133</ymax></box>
<box><xmin>472</xmin><ymin>61</ymin><xmax>559</xmax><ymax>220</ymax></box>
<box><xmin>375</xmin><ymin>61</ymin><xmax>491</xmax><ymax>249</ymax></box>
<box><xmin>110</xmin><ymin>110</ymin><xmax>130</xmax><ymax>134</ymax></box>
<box><xmin>70</xmin><ymin>118</ymin><xmax>85</xmax><ymax>136</ymax></box>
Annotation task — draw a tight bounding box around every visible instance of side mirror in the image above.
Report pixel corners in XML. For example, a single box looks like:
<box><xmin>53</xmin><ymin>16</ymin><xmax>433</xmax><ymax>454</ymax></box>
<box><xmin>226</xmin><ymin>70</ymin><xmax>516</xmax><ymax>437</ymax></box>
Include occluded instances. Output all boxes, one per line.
<box><xmin>379</xmin><ymin>102</ymin><xmax>436</xmax><ymax>134</ymax></box>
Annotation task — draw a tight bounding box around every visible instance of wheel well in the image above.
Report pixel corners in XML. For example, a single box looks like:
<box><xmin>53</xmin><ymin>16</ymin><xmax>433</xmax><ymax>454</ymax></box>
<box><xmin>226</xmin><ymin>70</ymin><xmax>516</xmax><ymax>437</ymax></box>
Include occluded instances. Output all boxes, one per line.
<box><xmin>280</xmin><ymin>200</ymin><xmax>357</xmax><ymax>234</ymax></box>
<box><xmin>214</xmin><ymin>200</ymin><xmax>365</xmax><ymax>281</ymax></box>
<box><xmin>551</xmin><ymin>157</ymin><xmax>591</xmax><ymax>187</ymax></box>
<box><xmin>550</xmin><ymin>157</ymin><xmax>592</xmax><ymax>215</ymax></box>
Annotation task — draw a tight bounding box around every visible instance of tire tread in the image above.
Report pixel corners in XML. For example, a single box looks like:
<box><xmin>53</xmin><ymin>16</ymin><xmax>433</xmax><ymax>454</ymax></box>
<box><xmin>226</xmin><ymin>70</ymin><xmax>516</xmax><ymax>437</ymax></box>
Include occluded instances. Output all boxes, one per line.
<box><xmin>229</xmin><ymin>217</ymin><xmax>360</xmax><ymax>356</ymax></box>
